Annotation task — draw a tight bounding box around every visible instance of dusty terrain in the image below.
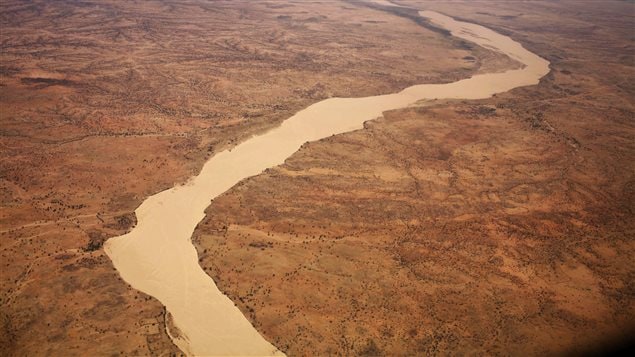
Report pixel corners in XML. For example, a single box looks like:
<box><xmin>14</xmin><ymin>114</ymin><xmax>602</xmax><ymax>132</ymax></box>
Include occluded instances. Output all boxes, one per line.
<box><xmin>0</xmin><ymin>0</ymin><xmax>514</xmax><ymax>355</ymax></box>
<box><xmin>193</xmin><ymin>0</ymin><xmax>635</xmax><ymax>355</ymax></box>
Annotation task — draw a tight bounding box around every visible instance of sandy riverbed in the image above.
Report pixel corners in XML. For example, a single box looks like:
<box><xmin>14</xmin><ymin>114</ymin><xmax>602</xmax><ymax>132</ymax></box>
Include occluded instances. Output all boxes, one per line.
<box><xmin>105</xmin><ymin>9</ymin><xmax>549</xmax><ymax>357</ymax></box>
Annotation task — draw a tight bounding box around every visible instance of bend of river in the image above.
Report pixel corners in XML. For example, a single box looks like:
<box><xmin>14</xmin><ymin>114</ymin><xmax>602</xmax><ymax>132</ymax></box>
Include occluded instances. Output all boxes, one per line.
<box><xmin>105</xmin><ymin>9</ymin><xmax>550</xmax><ymax>357</ymax></box>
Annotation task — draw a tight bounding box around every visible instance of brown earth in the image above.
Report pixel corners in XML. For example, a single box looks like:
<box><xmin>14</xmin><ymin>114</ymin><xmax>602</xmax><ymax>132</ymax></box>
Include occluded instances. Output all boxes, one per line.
<box><xmin>0</xmin><ymin>0</ymin><xmax>515</xmax><ymax>355</ymax></box>
<box><xmin>193</xmin><ymin>0</ymin><xmax>635</xmax><ymax>356</ymax></box>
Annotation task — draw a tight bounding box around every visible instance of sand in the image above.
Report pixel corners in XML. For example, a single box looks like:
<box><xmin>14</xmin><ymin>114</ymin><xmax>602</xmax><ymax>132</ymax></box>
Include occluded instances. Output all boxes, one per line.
<box><xmin>104</xmin><ymin>10</ymin><xmax>549</xmax><ymax>356</ymax></box>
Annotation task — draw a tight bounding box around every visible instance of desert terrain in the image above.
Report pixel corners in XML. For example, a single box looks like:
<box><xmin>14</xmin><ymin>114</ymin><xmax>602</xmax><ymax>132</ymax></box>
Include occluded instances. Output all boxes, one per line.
<box><xmin>102</xmin><ymin>8</ymin><xmax>546</xmax><ymax>355</ymax></box>
<box><xmin>0</xmin><ymin>0</ymin><xmax>514</xmax><ymax>355</ymax></box>
<box><xmin>192</xmin><ymin>0</ymin><xmax>635</xmax><ymax>356</ymax></box>
<box><xmin>1</xmin><ymin>0</ymin><xmax>633</xmax><ymax>356</ymax></box>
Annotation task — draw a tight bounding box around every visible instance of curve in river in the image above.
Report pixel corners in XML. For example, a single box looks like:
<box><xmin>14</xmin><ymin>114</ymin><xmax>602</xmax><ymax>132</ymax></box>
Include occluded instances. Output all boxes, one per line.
<box><xmin>105</xmin><ymin>10</ymin><xmax>550</xmax><ymax>357</ymax></box>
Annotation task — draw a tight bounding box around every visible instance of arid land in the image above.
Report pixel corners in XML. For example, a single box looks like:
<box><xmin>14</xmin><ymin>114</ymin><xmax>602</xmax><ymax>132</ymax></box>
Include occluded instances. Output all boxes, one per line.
<box><xmin>0</xmin><ymin>0</ymin><xmax>518</xmax><ymax>355</ymax></box>
<box><xmin>0</xmin><ymin>0</ymin><xmax>633</xmax><ymax>356</ymax></box>
<box><xmin>192</xmin><ymin>0</ymin><xmax>635</xmax><ymax>356</ymax></box>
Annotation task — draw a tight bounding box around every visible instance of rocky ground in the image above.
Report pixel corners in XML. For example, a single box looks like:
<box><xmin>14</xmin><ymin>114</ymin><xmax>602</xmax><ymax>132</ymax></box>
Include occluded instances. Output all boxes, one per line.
<box><xmin>193</xmin><ymin>0</ymin><xmax>635</xmax><ymax>355</ymax></box>
<box><xmin>0</xmin><ymin>0</ymin><xmax>510</xmax><ymax>355</ymax></box>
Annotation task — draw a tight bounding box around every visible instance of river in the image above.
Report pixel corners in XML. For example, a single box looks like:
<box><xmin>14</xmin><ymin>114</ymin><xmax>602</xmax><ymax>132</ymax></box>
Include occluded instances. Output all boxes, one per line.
<box><xmin>104</xmin><ymin>8</ymin><xmax>549</xmax><ymax>357</ymax></box>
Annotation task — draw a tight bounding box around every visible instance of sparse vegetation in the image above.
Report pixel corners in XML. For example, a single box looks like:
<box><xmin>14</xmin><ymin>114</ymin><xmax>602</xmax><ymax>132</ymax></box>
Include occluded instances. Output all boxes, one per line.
<box><xmin>0</xmin><ymin>0</ymin><xmax>499</xmax><ymax>355</ymax></box>
<box><xmin>192</xmin><ymin>0</ymin><xmax>635</xmax><ymax>355</ymax></box>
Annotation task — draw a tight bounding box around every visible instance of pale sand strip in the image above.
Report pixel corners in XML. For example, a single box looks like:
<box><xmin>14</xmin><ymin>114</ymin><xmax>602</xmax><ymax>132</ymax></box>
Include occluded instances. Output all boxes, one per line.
<box><xmin>105</xmin><ymin>10</ymin><xmax>549</xmax><ymax>357</ymax></box>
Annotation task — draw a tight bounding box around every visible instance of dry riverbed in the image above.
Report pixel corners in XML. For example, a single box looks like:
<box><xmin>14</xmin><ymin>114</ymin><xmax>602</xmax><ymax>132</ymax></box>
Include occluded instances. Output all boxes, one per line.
<box><xmin>105</xmin><ymin>7</ymin><xmax>547</xmax><ymax>356</ymax></box>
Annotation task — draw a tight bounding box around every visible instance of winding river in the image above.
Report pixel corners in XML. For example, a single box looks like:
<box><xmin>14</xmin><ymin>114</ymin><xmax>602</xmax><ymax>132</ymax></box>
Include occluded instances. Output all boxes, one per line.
<box><xmin>104</xmin><ymin>8</ymin><xmax>549</xmax><ymax>357</ymax></box>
